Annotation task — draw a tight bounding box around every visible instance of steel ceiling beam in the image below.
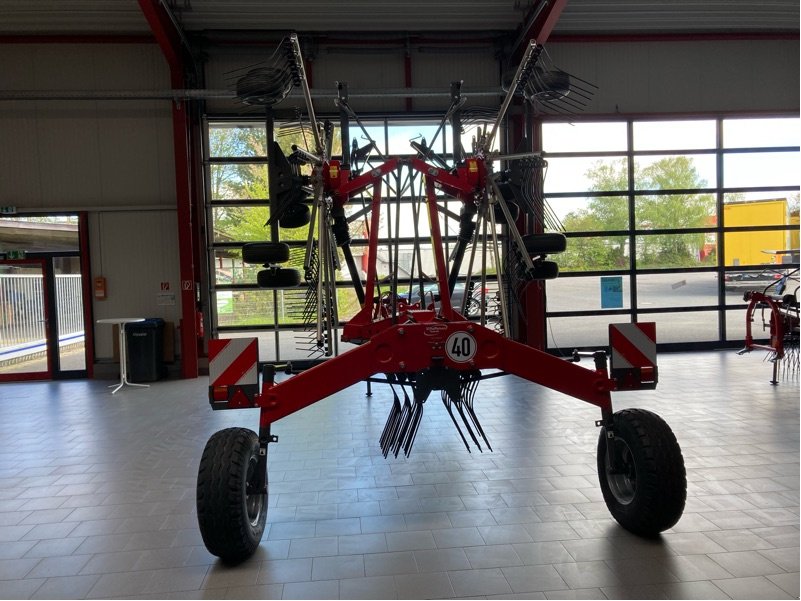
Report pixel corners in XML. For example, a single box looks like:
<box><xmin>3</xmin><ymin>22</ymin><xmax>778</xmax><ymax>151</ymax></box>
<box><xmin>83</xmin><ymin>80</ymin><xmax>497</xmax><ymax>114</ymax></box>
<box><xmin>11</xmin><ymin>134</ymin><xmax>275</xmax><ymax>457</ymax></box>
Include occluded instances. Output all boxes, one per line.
<box><xmin>511</xmin><ymin>0</ymin><xmax>569</xmax><ymax>59</ymax></box>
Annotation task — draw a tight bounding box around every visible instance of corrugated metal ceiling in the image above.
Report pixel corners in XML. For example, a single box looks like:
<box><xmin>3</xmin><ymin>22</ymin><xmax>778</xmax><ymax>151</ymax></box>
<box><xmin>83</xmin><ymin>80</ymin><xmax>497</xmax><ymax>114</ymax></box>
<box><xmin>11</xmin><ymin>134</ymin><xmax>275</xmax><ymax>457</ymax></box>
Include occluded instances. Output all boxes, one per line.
<box><xmin>0</xmin><ymin>0</ymin><xmax>798</xmax><ymax>35</ymax></box>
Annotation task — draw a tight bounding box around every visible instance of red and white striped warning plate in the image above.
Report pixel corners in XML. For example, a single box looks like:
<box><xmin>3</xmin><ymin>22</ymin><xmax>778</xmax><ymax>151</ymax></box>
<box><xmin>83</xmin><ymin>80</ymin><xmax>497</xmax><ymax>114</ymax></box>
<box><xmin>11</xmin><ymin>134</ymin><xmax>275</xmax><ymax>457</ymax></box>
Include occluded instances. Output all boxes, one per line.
<box><xmin>609</xmin><ymin>322</ymin><xmax>656</xmax><ymax>370</ymax></box>
<box><xmin>209</xmin><ymin>338</ymin><xmax>258</xmax><ymax>388</ymax></box>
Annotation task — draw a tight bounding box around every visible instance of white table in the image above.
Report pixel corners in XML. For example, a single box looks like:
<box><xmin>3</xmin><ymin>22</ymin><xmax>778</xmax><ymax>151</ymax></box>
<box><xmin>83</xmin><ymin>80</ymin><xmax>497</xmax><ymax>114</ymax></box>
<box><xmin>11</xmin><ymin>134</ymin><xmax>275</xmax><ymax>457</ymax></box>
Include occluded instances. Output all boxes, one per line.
<box><xmin>97</xmin><ymin>318</ymin><xmax>150</xmax><ymax>394</ymax></box>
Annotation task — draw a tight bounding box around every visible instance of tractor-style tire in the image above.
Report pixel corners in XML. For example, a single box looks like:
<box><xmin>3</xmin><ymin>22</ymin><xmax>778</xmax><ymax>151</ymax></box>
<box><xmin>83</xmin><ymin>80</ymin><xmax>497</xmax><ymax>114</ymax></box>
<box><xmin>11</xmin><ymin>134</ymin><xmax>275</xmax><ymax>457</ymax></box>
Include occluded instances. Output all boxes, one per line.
<box><xmin>242</xmin><ymin>242</ymin><xmax>290</xmax><ymax>265</ymax></box>
<box><xmin>279</xmin><ymin>203</ymin><xmax>311</xmax><ymax>229</ymax></box>
<box><xmin>597</xmin><ymin>409</ymin><xmax>686</xmax><ymax>537</ymax></box>
<box><xmin>493</xmin><ymin>201</ymin><xmax>520</xmax><ymax>224</ymax></box>
<box><xmin>257</xmin><ymin>268</ymin><xmax>301</xmax><ymax>288</ymax></box>
<box><xmin>531</xmin><ymin>260</ymin><xmax>559</xmax><ymax>280</ymax></box>
<box><xmin>197</xmin><ymin>428</ymin><xmax>267</xmax><ymax>564</ymax></box>
<box><xmin>522</xmin><ymin>233</ymin><xmax>567</xmax><ymax>255</ymax></box>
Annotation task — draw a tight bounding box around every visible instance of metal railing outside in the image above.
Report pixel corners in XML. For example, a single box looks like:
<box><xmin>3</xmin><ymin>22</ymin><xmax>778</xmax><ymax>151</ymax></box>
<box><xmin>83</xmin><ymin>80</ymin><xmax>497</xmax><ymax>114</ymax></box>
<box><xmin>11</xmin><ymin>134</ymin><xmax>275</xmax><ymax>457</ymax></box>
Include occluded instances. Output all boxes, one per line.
<box><xmin>0</xmin><ymin>274</ymin><xmax>84</xmax><ymax>364</ymax></box>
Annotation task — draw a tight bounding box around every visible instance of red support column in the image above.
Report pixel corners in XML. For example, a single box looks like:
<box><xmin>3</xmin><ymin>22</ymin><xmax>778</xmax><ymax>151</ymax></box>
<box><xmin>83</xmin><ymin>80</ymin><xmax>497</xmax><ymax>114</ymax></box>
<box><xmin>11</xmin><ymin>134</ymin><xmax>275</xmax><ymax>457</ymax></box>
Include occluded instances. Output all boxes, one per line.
<box><xmin>138</xmin><ymin>0</ymin><xmax>199</xmax><ymax>378</ymax></box>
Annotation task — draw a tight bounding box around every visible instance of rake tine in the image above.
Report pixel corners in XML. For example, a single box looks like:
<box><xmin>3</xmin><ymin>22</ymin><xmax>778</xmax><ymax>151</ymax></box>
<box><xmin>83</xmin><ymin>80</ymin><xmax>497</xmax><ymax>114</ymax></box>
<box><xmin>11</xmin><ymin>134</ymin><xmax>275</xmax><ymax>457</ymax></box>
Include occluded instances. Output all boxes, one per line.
<box><xmin>380</xmin><ymin>382</ymin><xmax>402</xmax><ymax>457</ymax></box>
<box><xmin>453</xmin><ymin>399</ymin><xmax>482</xmax><ymax>452</ymax></box>
<box><xmin>463</xmin><ymin>402</ymin><xmax>492</xmax><ymax>452</ymax></box>
<box><xmin>402</xmin><ymin>400</ymin><xmax>425</xmax><ymax>457</ymax></box>
<box><xmin>392</xmin><ymin>390</ymin><xmax>414</xmax><ymax>458</ymax></box>
<box><xmin>442</xmin><ymin>397</ymin><xmax>471</xmax><ymax>453</ymax></box>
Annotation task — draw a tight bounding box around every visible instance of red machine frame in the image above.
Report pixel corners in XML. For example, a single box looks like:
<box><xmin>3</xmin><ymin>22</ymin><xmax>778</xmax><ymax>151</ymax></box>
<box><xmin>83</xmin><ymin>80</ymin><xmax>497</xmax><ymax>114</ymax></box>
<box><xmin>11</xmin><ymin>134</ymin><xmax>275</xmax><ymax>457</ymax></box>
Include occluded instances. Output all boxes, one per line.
<box><xmin>210</xmin><ymin>155</ymin><xmax>616</xmax><ymax>424</ymax></box>
<box><xmin>197</xmin><ymin>36</ymin><xmax>686</xmax><ymax>565</ymax></box>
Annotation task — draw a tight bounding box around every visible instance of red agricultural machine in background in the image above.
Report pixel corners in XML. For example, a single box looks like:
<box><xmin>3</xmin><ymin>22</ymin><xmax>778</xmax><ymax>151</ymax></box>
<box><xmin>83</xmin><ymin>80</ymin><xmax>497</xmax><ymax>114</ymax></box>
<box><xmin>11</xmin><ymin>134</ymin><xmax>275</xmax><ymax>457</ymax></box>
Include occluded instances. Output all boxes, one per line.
<box><xmin>739</xmin><ymin>260</ymin><xmax>800</xmax><ymax>384</ymax></box>
<box><xmin>196</xmin><ymin>34</ymin><xmax>686</xmax><ymax>564</ymax></box>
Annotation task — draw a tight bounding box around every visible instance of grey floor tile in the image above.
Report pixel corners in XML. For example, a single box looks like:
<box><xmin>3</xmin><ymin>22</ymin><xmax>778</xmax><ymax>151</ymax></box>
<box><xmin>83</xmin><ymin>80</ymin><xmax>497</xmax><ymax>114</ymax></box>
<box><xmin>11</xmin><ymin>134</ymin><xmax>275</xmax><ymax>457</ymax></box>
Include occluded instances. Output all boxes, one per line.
<box><xmin>26</xmin><ymin>554</ymin><xmax>92</xmax><ymax>578</ymax></box>
<box><xmin>281</xmin><ymin>578</ymin><xmax>338</xmax><ymax>599</ymax></box>
<box><xmin>464</xmin><ymin>544</ymin><xmax>523</xmax><ymax>569</ymax></box>
<box><xmin>554</xmin><ymin>560</ymin><xmax>623</xmax><ymax>589</ymax></box>
<box><xmin>394</xmin><ymin>570</ymin><xmax>455</xmax><ymax>599</ymax></box>
<box><xmin>0</xmin><ymin>578</ymin><xmax>46</xmax><ymax>600</ymax></box>
<box><xmin>257</xmin><ymin>557</ymin><xmax>312</xmax><ymax>584</ymax></box>
<box><xmin>337</xmin><ymin>532</ymin><xmax>387</xmax><ymax>555</ymax></box>
<box><xmin>544</xmin><ymin>588</ymin><xmax>604</xmax><ymax>599</ymax></box>
<box><xmin>767</xmin><ymin>572</ymin><xmax>801</xmax><ymax>597</ymax></box>
<box><xmin>287</xmin><ymin>536</ymin><xmax>338</xmax><ymax>558</ymax></box>
<box><xmin>449</xmin><ymin>567</ymin><xmax>513</xmax><ymax>597</ymax></box>
<box><xmin>310</xmin><ymin>553</ymin><xmax>364</xmax><ymax>580</ymax></box>
<box><xmin>502</xmin><ymin>564</ymin><xmax>569</xmax><ymax>593</ymax></box>
<box><xmin>339</xmin><ymin>574</ymin><xmax>398</xmax><ymax>599</ymax></box>
<box><xmin>364</xmin><ymin>551</ymin><xmax>417</xmax><ymax>577</ymax></box>
<box><xmin>0</xmin><ymin>557</ymin><xmax>41</xmax><ymax>580</ymax></box>
<box><xmin>758</xmin><ymin>547</ymin><xmax>800</xmax><ymax>572</ymax></box>
<box><xmin>414</xmin><ymin>547</ymin><xmax>471</xmax><ymax>573</ymax></box>
<box><xmin>0</xmin><ymin>354</ymin><xmax>795</xmax><ymax>600</ymax></box>
<box><xmin>0</xmin><ymin>541</ymin><xmax>37</xmax><ymax>560</ymax></box>
<box><xmin>708</xmin><ymin>549</ymin><xmax>786</xmax><ymax>578</ymax></box>
<box><xmin>385</xmin><ymin>529</ymin><xmax>436</xmax><ymax>552</ymax></box>
<box><xmin>223</xmin><ymin>583</ymin><xmax>283</xmax><ymax>599</ymax></box>
<box><xmin>713</xmin><ymin>575</ymin><xmax>795</xmax><ymax>599</ymax></box>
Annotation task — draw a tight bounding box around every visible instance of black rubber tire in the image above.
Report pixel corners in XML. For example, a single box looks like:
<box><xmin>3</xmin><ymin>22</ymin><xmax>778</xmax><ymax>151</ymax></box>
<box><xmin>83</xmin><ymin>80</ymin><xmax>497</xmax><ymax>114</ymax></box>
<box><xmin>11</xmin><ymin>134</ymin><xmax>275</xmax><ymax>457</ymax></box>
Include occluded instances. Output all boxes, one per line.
<box><xmin>531</xmin><ymin>260</ymin><xmax>559</xmax><ymax>280</ymax></box>
<box><xmin>197</xmin><ymin>428</ymin><xmax>267</xmax><ymax>564</ymax></box>
<box><xmin>279</xmin><ymin>203</ymin><xmax>311</xmax><ymax>229</ymax></box>
<box><xmin>257</xmin><ymin>267</ymin><xmax>301</xmax><ymax>288</ymax></box>
<box><xmin>493</xmin><ymin>201</ymin><xmax>520</xmax><ymax>224</ymax></box>
<box><xmin>597</xmin><ymin>409</ymin><xmax>686</xmax><ymax>537</ymax></box>
<box><xmin>242</xmin><ymin>242</ymin><xmax>290</xmax><ymax>265</ymax></box>
<box><xmin>522</xmin><ymin>233</ymin><xmax>567</xmax><ymax>255</ymax></box>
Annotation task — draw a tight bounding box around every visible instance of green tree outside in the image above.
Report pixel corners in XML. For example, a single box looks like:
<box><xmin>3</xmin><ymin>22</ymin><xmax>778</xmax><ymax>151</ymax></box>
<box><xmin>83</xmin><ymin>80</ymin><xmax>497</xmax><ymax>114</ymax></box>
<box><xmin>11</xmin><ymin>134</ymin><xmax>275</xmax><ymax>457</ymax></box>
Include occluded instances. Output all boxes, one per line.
<box><xmin>559</xmin><ymin>156</ymin><xmax>716</xmax><ymax>270</ymax></box>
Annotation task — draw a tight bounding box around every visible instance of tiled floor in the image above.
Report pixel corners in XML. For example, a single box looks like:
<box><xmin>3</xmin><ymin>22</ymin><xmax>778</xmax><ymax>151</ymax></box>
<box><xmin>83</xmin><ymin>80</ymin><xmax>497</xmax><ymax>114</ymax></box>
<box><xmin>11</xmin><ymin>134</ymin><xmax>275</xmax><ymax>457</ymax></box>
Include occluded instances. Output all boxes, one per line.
<box><xmin>0</xmin><ymin>350</ymin><xmax>797</xmax><ymax>600</ymax></box>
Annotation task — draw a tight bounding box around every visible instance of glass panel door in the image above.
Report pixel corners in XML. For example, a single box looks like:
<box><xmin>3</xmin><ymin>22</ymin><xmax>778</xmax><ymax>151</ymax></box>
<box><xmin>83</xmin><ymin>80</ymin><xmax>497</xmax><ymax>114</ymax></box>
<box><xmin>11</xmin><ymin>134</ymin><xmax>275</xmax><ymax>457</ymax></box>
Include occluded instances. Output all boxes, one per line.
<box><xmin>0</xmin><ymin>259</ymin><xmax>51</xmax><ymax>380</ymax></box>
<box><xmin>53</xmin><ymin>256</ymin><xmax>86</xmax><ymax>373</ymax></box>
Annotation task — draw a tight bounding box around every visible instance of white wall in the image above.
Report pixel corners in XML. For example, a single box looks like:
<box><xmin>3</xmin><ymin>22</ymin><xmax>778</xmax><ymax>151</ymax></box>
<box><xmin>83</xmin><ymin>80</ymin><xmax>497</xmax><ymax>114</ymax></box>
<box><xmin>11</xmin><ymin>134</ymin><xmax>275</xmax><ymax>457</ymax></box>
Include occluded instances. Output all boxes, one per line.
<box><xmin>0</xmin><ymin>43</ymin><xmax>182</xmax><ymax>361</ymax></box>
<box><xmin>547</xmin><ymin>39</ymin><xmax>799</xmax><ymax>115</ymax></box>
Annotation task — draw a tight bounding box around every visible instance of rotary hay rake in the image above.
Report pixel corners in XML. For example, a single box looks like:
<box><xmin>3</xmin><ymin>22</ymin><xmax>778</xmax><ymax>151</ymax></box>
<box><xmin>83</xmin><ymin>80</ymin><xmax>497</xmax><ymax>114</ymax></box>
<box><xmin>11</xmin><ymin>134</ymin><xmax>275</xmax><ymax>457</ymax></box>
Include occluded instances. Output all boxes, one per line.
<box><xmin>196</xmin><ymin>34</ymin><xmax>687</xmax><ymax>564</ymax></box>
<box><xmin>739</xmin><ymin>265</ymin><xmax>800</xmax><ymax>383</ymax></box>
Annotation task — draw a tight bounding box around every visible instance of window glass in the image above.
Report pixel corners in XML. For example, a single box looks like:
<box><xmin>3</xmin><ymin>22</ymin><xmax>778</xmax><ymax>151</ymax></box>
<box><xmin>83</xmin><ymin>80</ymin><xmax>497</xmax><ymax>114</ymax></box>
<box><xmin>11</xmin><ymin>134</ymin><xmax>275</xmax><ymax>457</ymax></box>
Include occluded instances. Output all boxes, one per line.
<box><xmin>552</xmin><ymin>196</ymin><xmax>629</xmax><ymax>233</ymax></box>
<box><xmin>633</xmin><ymin>120</ymin><xmax>716</xmax><ymax>151</ymax></box>
<box><xmin>723</xmin><ymin>152</ymin><xmax>800</xmax><ymax>188</ymax></box>
<box><xmin>634</xmin><ymin>233</ymin><xmax>716</xmax><ymax>269</ymax></box>
<box><xmin>208</xmin><ymin>123</ymin><xmax>267</xmax><ymax>157</ymax></box>
<box><xmin>544</xmin><ymin>156</ymin><xmax>628</xmax><ymax>194</ymax></box>
<box><xmin>647</xmin><ymin>311</ymin><xmax>719</xmax><ymax>343</ymax></box>
<box><xmin>543</xmin><ymin>121</ymin><xmax>628</xmax><ymax>153</ymax></box>
<box><xmin>723</xmin><ymin>117</ymin><xmax>800</xmax><ymax>148</ymax></box>
<box><xmin>634</xmin><ymin>193</ymin><xmax>715</xmax><ymax>230</ymax></box>
<box><xmin>633</xmin><ymin>155</ymin><xmax>716</xmax><ymax>190</ymax></box>
<box><xmin>546</xmin><ymin>315</ymin><xmax>622</xmax><ymax>350</ymax></box>
<box><xmin>209</xmin><ymin>164</ymin><xmax>268</xmax><ymax>201</ymax></box>
<box><xmin>723</xmin><ymin>196</ymin><xmax>790</xmax><ymax>227</ymax></box>
<box><xmin>723</xmin><ymin>230</ymin><xmax>795</xmax><ymax>267</ymax></box>
<box><xmin>0</xmin><ymin>216</ymin><xmax>79</xmax><ymax>254</ymax></box>
<box><xmin>546</xmin><ymin>275</ymin><xmax>632</xmax><ymax>312</ymax></box>
<box><xmin>388</xmin><ymin>122</ymin><xmax>441</xmax><ymax>155</ymax></box>
<box><xmin>637</xmin><ymin>272</ymin><xmax>718</xmax><ymax>308</ymax></box>
<box><xmin>211</xmin><ymin>206</ymin><xmax>270</xmax><ymax>243</ymax></box>
<box><xmin>560</xmin><ymin>235</ymin><xmax>630</xmax><ymax>272</ymax></box>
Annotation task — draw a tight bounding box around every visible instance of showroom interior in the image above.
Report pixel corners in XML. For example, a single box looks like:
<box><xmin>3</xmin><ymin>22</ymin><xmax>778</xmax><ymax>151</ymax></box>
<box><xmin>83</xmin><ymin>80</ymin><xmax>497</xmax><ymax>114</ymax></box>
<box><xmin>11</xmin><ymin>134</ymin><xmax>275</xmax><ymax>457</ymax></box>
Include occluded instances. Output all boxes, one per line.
<box><xmin>0</xmin><ymin>0</ymin><xmax>798</xmax><ymax>599</ymax></box>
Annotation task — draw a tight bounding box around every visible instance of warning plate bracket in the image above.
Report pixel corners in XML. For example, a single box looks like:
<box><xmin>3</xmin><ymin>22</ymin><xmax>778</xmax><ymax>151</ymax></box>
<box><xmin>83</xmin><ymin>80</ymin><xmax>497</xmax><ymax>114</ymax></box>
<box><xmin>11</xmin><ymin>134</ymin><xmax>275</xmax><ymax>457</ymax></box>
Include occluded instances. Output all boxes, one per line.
<box><xmin>609</xmin><ymin>322</ymin><xmax>658</xmax><ymax>390</ymax></box>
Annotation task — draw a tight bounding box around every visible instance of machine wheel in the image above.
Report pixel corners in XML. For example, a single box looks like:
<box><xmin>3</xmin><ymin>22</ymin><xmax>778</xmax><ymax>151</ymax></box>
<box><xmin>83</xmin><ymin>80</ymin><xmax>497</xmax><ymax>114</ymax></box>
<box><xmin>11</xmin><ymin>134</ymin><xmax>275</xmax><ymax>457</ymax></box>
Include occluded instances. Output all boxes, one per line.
<box><xmin>257</xmin><ymin>267</ymin><xmax>301</xmax><ymax>288</ymax></box>
<box><xmin>493</xmin><ymin>201</ymin><xmax>520</xmax><ymax>224</ymax></box>
<box><xmin>242</xmin><ymin>242</ymin><xmax>290</xmax><ymax>265</ymax></box>
<box><xmin>522</xmin><ymin>233</ymin><xmax>567</xmax><ymax>255</ymax></box>
<box><xmin>531</xmin><ymin>260</ymin><xmax>559</xmax><ymax>280</ymax></box>
<box><xmin>279</xmin><ymin>203</ymin><xmax>311</xmax><ymax>229</ymax></box>
<box><xmin>197</xmin><ymin>428</ymin><xmax>267</xmax><ymax>564</ymax></box>
<box><xmin>597</xmin><ymin>409</ymin><xmax>686</xmax><ymax>537</ymax></box>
